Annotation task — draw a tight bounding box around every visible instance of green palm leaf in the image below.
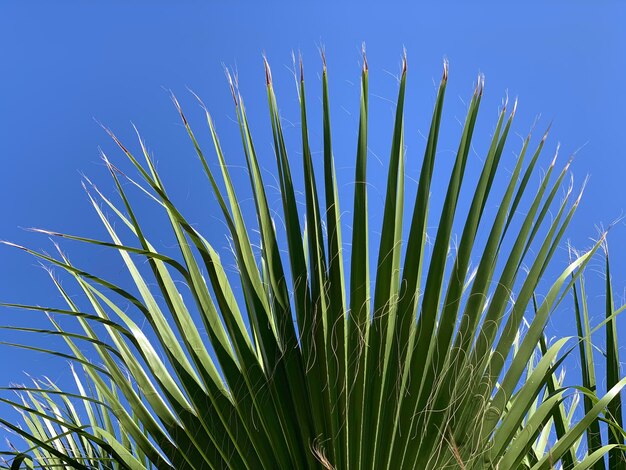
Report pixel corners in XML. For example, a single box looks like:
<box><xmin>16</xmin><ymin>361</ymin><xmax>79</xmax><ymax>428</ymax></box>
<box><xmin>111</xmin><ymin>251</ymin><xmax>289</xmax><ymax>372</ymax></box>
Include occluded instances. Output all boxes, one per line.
<box><xmin>1</xmin><ymin>52</ymin><xmax>624</xmax><ymax>470</ymax></box>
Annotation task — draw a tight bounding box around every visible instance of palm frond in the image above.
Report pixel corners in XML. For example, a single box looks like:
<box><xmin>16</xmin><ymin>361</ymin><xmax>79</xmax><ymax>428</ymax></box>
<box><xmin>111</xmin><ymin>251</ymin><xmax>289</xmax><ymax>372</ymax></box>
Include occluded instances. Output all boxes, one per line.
<box><xmin>1</xmin><ymin>53</ymin><xmax>624</xmax><ymax>470</ymax></box>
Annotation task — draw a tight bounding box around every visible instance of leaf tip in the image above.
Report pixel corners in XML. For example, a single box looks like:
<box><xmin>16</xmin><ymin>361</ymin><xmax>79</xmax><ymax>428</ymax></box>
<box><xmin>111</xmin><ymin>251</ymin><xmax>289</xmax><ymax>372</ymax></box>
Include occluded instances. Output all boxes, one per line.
<box><xmin>511</xmin><ymin>97</ymin><xmax>518</xmax><ymax>118</ymax></box>
<box><xmin>361</xmin><ymin>42</ymin><xmax>368</xmax><ymax>73</ymax></box>
<box><xmin>0</xmin><ymin>240</ymin><xmax>25</xmax><ymax>251</ymax></box>
<box><xmin>223</xmin><ymin>66</ymin><xmax>239</xmax><ymax>107</ymax></box>
<box><xmin>551</xmin><ymin>142</ymin><xmax>561</xmax><ymax>168</ymax></box>
<box><xmin>262</xmin><ymin>54</ymin><xmax>272</xmax><ymax>87</ymax></box>
<box><xmin>26</xmin><ymin>228</ymin><xmax>56</xmax><ymax>237</ymax></box>
<box><xmin>102</xmin><ymin>126</ymin><xmax>131</xmax><ymax>157</ymax></box>
<box><xmin>401</xmin><ymin>48</ymin><xmax>407</xmax><ymax>77</ymax></box>
<box><xmin>171</xmin><ymin>93</ymin><xmax>188</xmax><ymax>126</ymax></box>
<box><xmin>475</xmin><ymin>73</ymin><xmax>485</xmax><ymax>97</ymax></box>
<box><xmin>542</xmin><ymin>121</ymin><xmax>553</xmax><ymax>144</ymax></box>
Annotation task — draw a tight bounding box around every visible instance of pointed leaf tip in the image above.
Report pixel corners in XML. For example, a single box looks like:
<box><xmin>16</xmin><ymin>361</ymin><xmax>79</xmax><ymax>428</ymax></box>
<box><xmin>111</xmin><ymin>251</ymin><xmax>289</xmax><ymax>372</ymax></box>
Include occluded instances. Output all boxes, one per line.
<box><xmin>475</xmin><ymin>73</ymin><xmax>485</xmax><ymax>97</ymax></box>
<box><xmin>25</xmin><ymin>228</ymin><xmax>57</xmax><ymax>236</ymax></box>
<box><xmin>0</xmin><ymin>240</ymin><xmax>25</xmax><ymax>251</ymax></box>
<box><xmin>102</xmin><ymin>126</ymin><xmax>130</xmax><ymax>156</ymax></box>
<box><xmin>263</xmin><ymin>56</ymin><xmax>272</xmax><ymax>87</ymax></box>
<box><xmin>401</xmin><ymin>49</ymin><xmax>407</xmax><ymax>76</ymax></box>
<box><xmin>169</xmin><ymin>92</ymin><xmax>180</xmax><ymax>109</ymax></box>
<box><xmin>551</xmin><ymin>143</ymin><xmax>561</xmax><ymax>167</ymax></box>
<box><xmin>565</xmin><ymin>153</ymin><xmax>576</xmax><ymax>171</ymax></box>
<box><xmin>171</xmin><ymin>95</ymin><xmax>188</xmax><ymax>125</ymax></box>
<box><xmin>361</xmin><ymin>43</ymin><xmax>368</xmax><ymax>72</ymax></box>
<box><xmin>224</xmin><ymin>67</ymin><xmax>239</xmax><ymax>106</ymax></box>
<box><xmin>542</xmin><ymin>121</ymin><xmax>553</xmax><ymax>143</ymax></box>
<box><xmin>442</xmin><ymin>59</ymin><xmax>449</xmax><ymax>81</ymax></box>
<box><xmin>511</xmin><ymin>97</ymin><xmax>518</xmax><ymax>118</ymax></box>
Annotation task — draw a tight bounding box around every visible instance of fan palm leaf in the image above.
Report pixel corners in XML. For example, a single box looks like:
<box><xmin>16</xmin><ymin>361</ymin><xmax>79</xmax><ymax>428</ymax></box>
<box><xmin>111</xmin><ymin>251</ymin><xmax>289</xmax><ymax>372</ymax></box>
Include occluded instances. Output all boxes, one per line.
<box><xmin>1</xmin><ymin>51</ymin><xmax>624</xmax><ymax>469</ymax></box>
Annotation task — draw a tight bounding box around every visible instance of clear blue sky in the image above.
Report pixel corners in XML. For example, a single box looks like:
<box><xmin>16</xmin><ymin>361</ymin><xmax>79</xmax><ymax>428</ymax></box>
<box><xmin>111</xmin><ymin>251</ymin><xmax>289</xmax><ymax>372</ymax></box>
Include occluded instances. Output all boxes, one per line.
<box><xmin>1</xmin><ymin>1</ymin><xmax>625</xmax><ymax>442</ymax></box>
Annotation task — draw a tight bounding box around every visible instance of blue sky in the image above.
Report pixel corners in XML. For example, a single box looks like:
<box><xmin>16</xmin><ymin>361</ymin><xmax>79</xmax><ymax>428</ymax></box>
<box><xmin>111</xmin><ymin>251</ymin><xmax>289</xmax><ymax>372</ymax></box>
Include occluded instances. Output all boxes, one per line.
<box><xmin>1</xmin><ymin>1</ymin><xmax>626</xmax><ymax>446</ymax></box>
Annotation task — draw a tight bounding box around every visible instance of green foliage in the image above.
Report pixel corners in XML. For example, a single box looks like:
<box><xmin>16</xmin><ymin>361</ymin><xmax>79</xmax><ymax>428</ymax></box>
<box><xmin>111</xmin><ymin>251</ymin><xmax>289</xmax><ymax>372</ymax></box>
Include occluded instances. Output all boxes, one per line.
<box><xmin>1</xmin><ymin>52</ymin><xmax>625</xmax><ymax>469</ymax></box>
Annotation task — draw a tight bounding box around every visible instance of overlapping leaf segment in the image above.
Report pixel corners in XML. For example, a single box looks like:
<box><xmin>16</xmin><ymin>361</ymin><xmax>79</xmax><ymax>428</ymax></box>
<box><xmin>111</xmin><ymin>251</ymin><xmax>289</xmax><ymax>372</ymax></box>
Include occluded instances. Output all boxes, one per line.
<box><xmin>1</xmin><ymin>52</ymin><xmax>624</xmax><ymax>469</ymax></box>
